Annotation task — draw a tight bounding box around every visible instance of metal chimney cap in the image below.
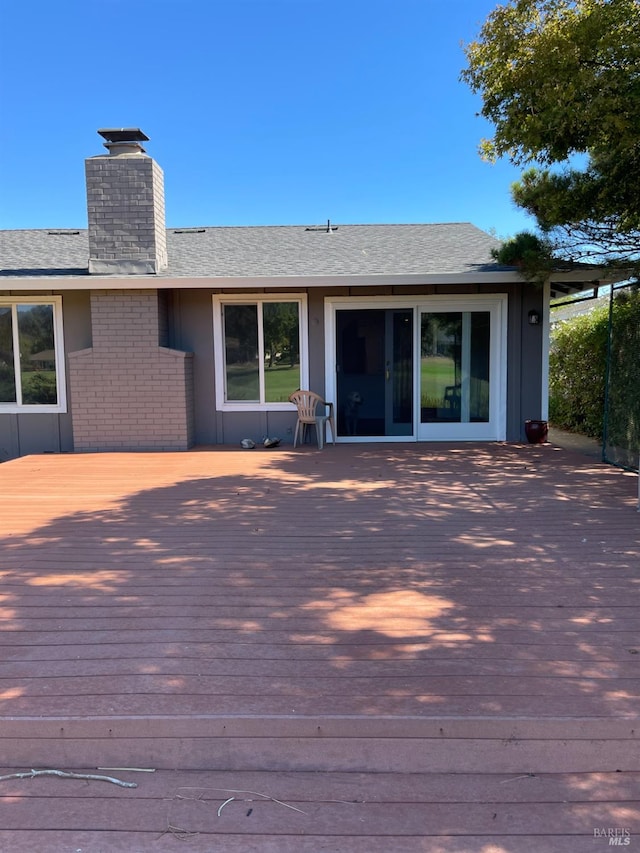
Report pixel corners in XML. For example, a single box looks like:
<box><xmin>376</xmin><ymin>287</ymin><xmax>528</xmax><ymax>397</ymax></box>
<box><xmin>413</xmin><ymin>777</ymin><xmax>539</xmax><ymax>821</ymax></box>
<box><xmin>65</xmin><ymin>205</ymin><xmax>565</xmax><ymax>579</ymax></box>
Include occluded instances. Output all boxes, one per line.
<box><xmin>97</xmin><ymin>128</ymin><xmax>150</xmax><ymax>144</ymax></box>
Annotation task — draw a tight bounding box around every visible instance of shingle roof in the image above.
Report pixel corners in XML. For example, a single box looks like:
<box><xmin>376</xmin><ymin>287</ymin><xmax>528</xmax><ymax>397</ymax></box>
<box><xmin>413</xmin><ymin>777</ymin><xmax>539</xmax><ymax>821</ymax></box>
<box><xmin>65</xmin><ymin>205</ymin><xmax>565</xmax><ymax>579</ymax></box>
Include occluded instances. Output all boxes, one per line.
<box><xmin>0</xmin><ymin>222</ymin><xmax>506</xmax><ymax>280</ymax></box>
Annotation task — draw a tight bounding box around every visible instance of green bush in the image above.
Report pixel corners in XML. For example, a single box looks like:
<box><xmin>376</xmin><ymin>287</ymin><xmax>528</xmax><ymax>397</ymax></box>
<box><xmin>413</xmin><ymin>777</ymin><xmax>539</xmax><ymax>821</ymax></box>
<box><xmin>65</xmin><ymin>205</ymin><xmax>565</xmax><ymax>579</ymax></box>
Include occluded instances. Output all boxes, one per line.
<box><xmin>549</xmin><ymin>288</ymin><xmax>640</xmax><ymax>450</ymax></box>
<box><xmin>549</xmin><ymin>305</ymin><xmax>609</xmax><ymax>439</ymax></box>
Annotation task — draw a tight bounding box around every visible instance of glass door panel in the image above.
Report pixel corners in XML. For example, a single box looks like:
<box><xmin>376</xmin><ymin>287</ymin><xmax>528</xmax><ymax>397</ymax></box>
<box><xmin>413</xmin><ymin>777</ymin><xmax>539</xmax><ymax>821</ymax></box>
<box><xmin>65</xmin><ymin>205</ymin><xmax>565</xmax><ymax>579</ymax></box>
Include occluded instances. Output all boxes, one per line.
<box><xmin>420</xmin><ymin>311</ymin><xmax>490</xmax><ymax>425</ymax></box>
<box><xmin>420</xmin><ymin>312</ymin><xmax>462</xmax><ymax>423</ymax></box>
<box><xmin>469</xmin><ymin>312</ymin><xmax>491</xmax><ymax>422</ymax></box>
<box><xmin>386</xmin><ymin>310</ymin><xmax>413</xmax><ymax>435</ymax></box>
<box><xmin>336</xmin><ymin>309</ymin><xmax>413</xmax><ymax>438</ymax></box>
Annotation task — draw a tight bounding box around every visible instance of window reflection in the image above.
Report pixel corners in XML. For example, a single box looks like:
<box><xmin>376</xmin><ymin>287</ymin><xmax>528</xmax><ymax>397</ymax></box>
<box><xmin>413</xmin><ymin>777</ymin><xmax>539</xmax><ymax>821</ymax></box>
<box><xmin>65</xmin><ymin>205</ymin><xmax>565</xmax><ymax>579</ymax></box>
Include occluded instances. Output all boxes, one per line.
<box><xmin>224</xmin><ymin>304</ymin><xmax>260</xmax><ymax>401</ymax></box>
<box><xmin>223</xmin><ymin>301</ymin><xmax>301</xmax><ymax>404</ymax></box>
<box><xmin>263</xmin><ymin>302</ymin><xmax>300</xmax><ymax>403</ymax></box>
<box><xmin>421</xmin><ymin>312</ymin><xmax>490</xmax><ymax>423</ymax></box>
<box><xmin>18</xmin><ymin>304</ymin><xmax>57</xmax><ymax>404</ymax></box>
<box><xmin>0</xmin><ymin>303</ymin><xmax>58</xmax><ymax>406</ymax></box>
<box><xmin>0</xmin><ymin>306</ymin><xmax>16</xmax><ymax>403</ymax></box>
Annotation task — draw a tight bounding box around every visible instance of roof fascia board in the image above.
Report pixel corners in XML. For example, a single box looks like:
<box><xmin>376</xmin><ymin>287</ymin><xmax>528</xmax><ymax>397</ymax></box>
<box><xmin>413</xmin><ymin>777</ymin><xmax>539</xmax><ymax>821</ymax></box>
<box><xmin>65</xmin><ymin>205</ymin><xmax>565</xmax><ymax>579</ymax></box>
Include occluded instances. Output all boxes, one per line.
<box><xmin>549</xmin><ymin>267</ymin><xmax>631</xmax><ymax>285</ymax></box>
<box><xmin>0</xmin><ymin>271</ymin><xmax>523</xmax><ymax>291</ymax></box>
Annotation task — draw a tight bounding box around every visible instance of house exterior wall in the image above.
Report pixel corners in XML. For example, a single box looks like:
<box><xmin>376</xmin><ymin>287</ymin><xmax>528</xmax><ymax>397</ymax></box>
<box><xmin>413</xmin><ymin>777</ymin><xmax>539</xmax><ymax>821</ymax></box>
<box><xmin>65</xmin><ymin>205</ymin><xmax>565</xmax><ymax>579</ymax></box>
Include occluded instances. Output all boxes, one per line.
<box><xmin>0</xmin><ymin>290</ymin><xmax>90</xmax><ymax>461</ymax></box>
<box><xmin>0</xmin><ymin>280</ymin><xmax>545</xmax><ymax>459</ymax></box>
<box><xmin>505</xmin><ymin>283</ymin><xmax>546</xmax><ymax>441</ymax></box>
<box><xmin>165</xmin><ymin>282</ymin><xmax>544</xmax><ymax>446</ymax></box>
<box><xmin>67</xmin><ymin>290</ymin><xmax>194</xmax><ymax>451</ymax></box>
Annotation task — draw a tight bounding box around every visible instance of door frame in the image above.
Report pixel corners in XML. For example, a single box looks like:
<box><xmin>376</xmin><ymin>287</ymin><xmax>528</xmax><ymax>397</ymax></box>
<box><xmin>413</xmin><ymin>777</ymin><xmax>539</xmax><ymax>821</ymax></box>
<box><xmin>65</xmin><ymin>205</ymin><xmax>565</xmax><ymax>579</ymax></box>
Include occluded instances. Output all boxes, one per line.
<box><xmin>324</xmin><ymin>294</ymin><xmax>508</xmax><ymax>443</ymax></box>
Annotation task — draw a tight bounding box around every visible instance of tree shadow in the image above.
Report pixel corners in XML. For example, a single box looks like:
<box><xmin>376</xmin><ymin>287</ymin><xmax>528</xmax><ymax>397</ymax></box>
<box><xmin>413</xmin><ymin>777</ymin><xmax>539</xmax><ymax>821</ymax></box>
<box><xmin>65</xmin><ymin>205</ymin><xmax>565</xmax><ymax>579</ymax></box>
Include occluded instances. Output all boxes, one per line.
<box><xmin>0</xmin><ymin>443</ymin><xmax>638</xmax><ymax>721</ymax></box>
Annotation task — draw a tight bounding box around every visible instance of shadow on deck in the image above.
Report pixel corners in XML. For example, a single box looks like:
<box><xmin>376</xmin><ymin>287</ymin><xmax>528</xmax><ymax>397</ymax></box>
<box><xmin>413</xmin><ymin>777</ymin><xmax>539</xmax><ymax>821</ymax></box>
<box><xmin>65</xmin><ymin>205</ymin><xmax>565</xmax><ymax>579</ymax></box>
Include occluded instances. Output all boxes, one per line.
<box><xmin>0</xmin><ymin>442</ymin><xmax>638</xmax><ymax>850</ymax></box>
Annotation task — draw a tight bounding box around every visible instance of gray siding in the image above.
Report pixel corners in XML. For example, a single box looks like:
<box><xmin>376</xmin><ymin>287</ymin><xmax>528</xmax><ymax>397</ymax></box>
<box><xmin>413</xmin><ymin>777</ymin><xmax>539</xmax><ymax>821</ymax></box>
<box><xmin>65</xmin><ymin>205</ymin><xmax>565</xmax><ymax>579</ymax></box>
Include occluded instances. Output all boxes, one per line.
<box><xmin>0</xmin><ymin>281</ymin><xmax>545</xmax><ymax>459</ymax></box>
<box><xmin>507</xmin><ymin>285</ymin><xmax>545</xmax><ymax>442</ymax></box>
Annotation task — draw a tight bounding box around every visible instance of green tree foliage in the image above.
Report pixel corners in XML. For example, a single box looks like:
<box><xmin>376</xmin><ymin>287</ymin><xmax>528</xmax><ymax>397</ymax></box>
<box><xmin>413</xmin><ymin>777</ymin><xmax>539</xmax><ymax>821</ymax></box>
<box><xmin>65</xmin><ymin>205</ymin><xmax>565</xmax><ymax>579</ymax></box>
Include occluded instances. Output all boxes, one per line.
<box><xmin>490</xmin><ymin>231</ymin><xmax>554</xmax><ymax>282</ymax></box>
<box><xmin>462</xmin><ymin>0</ymin><xmax>640</xmax><ymax>272</ymax></box>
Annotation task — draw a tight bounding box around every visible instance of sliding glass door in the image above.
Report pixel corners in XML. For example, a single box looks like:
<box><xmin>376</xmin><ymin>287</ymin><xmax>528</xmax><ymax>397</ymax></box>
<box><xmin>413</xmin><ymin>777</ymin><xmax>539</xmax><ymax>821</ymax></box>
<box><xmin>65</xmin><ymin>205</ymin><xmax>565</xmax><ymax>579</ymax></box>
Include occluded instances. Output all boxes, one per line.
<box><xmin>326</xmin><ymin>296</ymin><xmax>506</xmax><ymax>442</ymax></box>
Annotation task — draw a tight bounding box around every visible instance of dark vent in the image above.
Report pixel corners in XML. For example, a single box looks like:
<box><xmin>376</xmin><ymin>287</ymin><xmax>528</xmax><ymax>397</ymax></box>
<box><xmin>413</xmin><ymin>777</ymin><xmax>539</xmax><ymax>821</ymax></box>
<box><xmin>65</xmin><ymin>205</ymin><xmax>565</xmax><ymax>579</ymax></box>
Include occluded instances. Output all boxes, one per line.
<box><xmin>98</xmin><ymin>128</ymin><xmax>149</xmax><ymax>145</ymax></box>
<box><xmin>173</xmin><ymin>229</ymin><xmax>206</xmax><ymax>234</ymax></box>
<box><xmin>48</xmin><ymin>230</ymin><xmax>81</xmax><ymax>236</ymax></box>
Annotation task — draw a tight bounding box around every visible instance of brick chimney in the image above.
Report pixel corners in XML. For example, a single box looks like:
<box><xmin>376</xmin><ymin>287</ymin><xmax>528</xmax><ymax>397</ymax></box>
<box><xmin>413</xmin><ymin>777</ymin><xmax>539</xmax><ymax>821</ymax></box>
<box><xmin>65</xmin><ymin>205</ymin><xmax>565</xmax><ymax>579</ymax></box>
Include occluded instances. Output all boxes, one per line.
<box><xmin>85</xmin><ymin>128</ymin><xmax>168</xmax><ymax>275</ymax></box>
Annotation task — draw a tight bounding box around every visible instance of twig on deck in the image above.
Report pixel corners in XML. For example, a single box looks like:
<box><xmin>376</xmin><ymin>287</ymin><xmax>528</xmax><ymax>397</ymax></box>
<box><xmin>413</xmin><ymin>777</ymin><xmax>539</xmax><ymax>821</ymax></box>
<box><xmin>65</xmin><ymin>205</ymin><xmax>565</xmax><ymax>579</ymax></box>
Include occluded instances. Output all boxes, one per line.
<box><xmin>0</xmin><ymin>768</ymin><xmax>137</xmax><ymax>788</ymax></box>
<box><xmin>157</xmin><ymin>823</ymin><xmax>200</xmax><ymax>841</ymax></box>
<box><xmin>499</xmin><ymin>773</ymin><xmax>536</xmax><ymax>784</ymax></box>
<box><xmin>217</xmin><ymin>796</ymin><xmax>235</xmax><ymax>816</ymax></box>
<box><xmin>176</xmin><ymin>785</ymin><xmax>308</xmax><ymax>815</ymax></box>
<box><xmin>98</xmin><ymin>766</ymin><xmax>156</xmax><ymax>773</ymax></box>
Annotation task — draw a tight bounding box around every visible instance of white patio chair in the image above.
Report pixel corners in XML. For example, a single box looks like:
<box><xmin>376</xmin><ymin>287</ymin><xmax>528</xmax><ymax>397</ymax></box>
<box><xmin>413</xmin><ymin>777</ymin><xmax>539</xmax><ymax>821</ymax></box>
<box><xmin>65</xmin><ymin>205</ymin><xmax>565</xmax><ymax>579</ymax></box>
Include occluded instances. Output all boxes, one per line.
<box><xmin>289</xmin><ymin>390</ymin><xmax>336</xmax><ymax>449</ymax></box>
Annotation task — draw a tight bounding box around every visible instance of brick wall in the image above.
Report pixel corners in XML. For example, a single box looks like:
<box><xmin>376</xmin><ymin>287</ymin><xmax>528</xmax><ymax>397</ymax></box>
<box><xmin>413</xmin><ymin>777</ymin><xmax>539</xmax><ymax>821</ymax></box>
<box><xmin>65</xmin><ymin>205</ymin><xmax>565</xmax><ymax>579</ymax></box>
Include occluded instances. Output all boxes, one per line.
<box><xmin>86</xmin><ymin>155</ymin><xmax>168</xmax><ymax>275</ymax></box>
<box><xmin>68</xmin><ymin>290</ymin><xmax>194</xmax><ymax>451</ymax></box>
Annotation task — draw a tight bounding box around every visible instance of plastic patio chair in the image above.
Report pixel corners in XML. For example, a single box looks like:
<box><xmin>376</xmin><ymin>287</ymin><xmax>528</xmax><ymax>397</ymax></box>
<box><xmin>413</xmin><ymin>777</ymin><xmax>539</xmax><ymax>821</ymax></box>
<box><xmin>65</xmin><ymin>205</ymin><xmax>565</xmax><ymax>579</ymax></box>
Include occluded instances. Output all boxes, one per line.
<box><xmin>289</xmin><ymin>390</ymin><xmax>336</xmax><ymax>449</ymax></box>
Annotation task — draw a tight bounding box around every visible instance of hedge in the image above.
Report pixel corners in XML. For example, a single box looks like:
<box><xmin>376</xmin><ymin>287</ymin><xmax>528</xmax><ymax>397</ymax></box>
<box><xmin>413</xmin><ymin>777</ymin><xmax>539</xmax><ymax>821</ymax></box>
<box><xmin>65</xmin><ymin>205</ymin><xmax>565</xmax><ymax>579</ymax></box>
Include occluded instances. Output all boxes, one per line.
<box><xmin>549</xmin><ymin>287</ymin><xmax>640</xmax><ymax>447</ymax></box>
<box><xmin>549</xmin><ymin>304</ymin><xmax>609</xmax><ymax>439</ymax></box>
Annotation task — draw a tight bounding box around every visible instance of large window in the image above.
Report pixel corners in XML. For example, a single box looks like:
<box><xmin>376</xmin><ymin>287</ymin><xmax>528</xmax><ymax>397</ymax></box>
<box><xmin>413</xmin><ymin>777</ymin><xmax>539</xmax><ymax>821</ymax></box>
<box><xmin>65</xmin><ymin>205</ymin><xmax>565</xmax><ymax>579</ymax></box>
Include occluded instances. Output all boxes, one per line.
<box><xmin>0</xmin><ymin>298</ymin><xmax>66</xmax><ymax>412</ymax></box>
<box><xmin>213</xmin><ymin>295</ymin><xmax>308</xmax><ymax>410</ymax></box>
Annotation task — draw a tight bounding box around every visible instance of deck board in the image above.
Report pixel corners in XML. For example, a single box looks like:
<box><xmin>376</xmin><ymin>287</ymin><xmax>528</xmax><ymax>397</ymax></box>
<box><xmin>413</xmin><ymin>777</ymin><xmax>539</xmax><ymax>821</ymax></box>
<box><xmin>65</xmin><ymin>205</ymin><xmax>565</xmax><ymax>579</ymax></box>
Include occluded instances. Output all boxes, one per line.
<box><xmin>0</xmin><ymin>769</ymin><xmax>637</xmax><ymax>852</ymax></box>
<box><xmin>1</xmin><ymin>442</ymin><xmax>639</xmax><ymax>847</ymax></box>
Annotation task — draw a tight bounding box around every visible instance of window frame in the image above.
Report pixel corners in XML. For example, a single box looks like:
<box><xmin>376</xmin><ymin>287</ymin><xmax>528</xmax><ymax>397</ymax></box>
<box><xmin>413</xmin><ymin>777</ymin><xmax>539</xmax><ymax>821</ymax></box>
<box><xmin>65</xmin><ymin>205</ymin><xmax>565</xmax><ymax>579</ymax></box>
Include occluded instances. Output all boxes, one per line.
<box><xmin>212</xmin><ymin>294</ymin><xmax>308</xmax><ymax>411</ymax></box>
<box><xmin>0</xmin><ymin>295</ymin><xmax>67</xmax><ymax>414</ymax></box>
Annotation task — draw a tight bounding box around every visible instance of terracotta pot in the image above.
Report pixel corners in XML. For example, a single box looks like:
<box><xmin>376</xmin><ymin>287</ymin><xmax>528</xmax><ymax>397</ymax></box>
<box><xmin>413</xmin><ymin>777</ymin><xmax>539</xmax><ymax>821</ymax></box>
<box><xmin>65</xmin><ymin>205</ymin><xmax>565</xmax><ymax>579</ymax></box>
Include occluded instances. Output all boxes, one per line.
<box><xmin>525</xmin><ymin>419</ymin><xmax>548</xmax><ymax>444</ymax></box>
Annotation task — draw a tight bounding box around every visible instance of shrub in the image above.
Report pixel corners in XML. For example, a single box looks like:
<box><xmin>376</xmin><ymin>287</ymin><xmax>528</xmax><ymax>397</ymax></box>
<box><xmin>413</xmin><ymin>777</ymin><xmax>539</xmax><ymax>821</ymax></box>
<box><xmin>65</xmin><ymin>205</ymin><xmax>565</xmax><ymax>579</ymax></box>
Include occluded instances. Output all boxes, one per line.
<box><xmin>549</xmin><ymin>305</ymin><xmax>609</xmax><ymax>439</ymax></box>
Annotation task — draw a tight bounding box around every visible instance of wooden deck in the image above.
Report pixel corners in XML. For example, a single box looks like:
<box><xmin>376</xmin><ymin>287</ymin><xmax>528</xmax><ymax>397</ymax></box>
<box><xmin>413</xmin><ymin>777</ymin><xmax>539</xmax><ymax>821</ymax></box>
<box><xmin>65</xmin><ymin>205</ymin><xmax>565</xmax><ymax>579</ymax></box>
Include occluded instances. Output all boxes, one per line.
<box><xmin>1</xmin><ymin>442</ymin><xmax>639</xmax><ymax>851</ymax></box>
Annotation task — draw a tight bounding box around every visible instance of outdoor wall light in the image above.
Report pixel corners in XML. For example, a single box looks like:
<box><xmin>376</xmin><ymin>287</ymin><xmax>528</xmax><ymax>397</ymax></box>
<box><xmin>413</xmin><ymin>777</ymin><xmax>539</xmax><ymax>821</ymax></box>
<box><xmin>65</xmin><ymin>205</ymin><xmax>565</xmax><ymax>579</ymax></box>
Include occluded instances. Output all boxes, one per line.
<box><xmin>528</xmin><ymin>309</ymin><xmax>541</xmax><ymax>325</ymax></box>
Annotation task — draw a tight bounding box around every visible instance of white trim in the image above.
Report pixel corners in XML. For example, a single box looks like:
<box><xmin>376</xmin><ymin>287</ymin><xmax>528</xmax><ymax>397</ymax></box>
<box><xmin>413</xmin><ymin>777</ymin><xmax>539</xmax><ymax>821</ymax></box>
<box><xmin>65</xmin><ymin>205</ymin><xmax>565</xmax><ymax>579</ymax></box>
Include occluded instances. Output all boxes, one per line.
<box><xmin>212</xmin><ymin>293</ymin><xmax>309</xmax><ymax>412</ymax></box>
<box><xmin>324</xmin><ymin>294</ymin><xmax>508</xmax><ymax>443</ymax></box>
<box><xmin>2</xmin><ymin>263</ymin><xmax>628</xmax><ymax>292</ymax></box>
<box><xmin>0</xmin><ymin>295</ymin><xmax>67</xmax><ymax>414</ymax></box>
<box><xmin>1</xmin><ymin>271</ymin><xmax>525</xmax><ymax>291</ymax></box>
<box><xmin>541</xmin><ymin>280</ymin><xmax>550</xmax><ymax>421</ymax></box>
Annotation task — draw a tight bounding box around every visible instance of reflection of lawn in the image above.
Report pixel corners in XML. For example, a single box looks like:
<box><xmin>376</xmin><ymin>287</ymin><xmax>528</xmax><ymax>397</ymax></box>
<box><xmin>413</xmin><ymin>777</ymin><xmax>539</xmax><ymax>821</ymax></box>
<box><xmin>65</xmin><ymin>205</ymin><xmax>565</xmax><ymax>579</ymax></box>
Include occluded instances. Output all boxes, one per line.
<box><xmin>227</xmin><ymin>363</ymin><xmax>300</xmax><ymax>402</ymax></box>
<box><xmin>264</xmin><ymin>363</ymin><xmax>300</xmax><ymax>402</ymax></box>
<box><xmin>421</xmin><ymin>357</ymin><xmax>456</xmax><ymax>401</ymax></box>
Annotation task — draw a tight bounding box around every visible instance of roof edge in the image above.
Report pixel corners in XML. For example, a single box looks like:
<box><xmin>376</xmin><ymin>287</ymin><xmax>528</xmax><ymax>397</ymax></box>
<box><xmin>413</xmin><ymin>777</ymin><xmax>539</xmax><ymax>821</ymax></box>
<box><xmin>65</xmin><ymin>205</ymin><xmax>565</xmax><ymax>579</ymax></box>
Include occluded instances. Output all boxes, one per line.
<box><xmin>0</xmin><ymin>271</ymin><xmax>525</xmax><ymax>291</ymax></box>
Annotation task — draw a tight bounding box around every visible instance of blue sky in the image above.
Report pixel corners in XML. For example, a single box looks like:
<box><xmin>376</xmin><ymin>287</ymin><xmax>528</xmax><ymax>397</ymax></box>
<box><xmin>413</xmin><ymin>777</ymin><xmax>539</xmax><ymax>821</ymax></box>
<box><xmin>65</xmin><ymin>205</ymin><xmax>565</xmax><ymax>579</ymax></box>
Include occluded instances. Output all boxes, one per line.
<box><xmin>0</xmin><ymin>0</ymin><xmax>535</xmax><ymax>238</ymax></box>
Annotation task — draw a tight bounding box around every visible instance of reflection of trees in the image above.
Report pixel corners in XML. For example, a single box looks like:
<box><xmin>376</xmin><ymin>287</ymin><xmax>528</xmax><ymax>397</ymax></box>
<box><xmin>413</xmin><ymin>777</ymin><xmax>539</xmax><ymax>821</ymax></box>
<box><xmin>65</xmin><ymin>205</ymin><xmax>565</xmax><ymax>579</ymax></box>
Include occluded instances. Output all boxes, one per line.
<box><xmin>0</xmin><ymin>307</ymin><xmax>14</xmax><ymax>377</ymax></box>
<box><xmin>22</xmin><ymin>371</ymin><xmax>57</xmax><ymax>404</ymax></box>
<box><xmin>19</xmin><ymin>306</ymin><xmax>58</xmax><ymax>404</ymax></box>
<box><xmin>0</xmin><ymin>365</ymin><xmax>16</xmax><ymax>402</ymax></box>
<box><xmin>421</xmin><ymin>313</ymin><xmax>461</xmax><ymax>360</ymax></box>
<box><xmin>224</xmin><ymin>305</ymin><xmax>258</xmax><ymax>366</ymax></box>
<box><xmin>18</xmin><ymin>305</ymin><xmax>55</xmax><ymax>357</ymax></box>
<box><xmin>0</xmin><ymin>304</ymin><xmax>57</xmax><ymax>404</ymax></box>
<box><xmin>263</xmin><ymin>302</ymin><xmax>299</xmax><ymax>368</ymax></box>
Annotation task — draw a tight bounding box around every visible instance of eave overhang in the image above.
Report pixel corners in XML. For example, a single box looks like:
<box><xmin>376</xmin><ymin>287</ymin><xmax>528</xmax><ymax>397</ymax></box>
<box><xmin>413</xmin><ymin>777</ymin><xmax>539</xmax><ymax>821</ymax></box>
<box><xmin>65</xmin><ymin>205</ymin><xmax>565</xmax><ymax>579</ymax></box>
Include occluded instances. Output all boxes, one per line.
<box><xmin>548</xmin><ymin>266</ymin><xmax>632</xmax><ymax>299</ymax></box>
<box><xmin>0</xmin><ymin>270</ymin><xmax>527</xmax><ymax>292</ymax></box>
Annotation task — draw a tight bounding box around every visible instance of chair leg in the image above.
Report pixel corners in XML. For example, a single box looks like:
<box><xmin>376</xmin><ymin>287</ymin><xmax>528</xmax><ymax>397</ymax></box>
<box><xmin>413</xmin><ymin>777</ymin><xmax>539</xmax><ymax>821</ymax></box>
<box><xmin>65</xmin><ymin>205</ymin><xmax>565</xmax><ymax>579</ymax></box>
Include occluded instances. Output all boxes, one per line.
<box><xmin>327</xmin><ymin>416</ymin><xmax>336</xmax><ymax>445</ymax></box>
<box><xmin>293</xmin><ymin>421</ymin><xmax>300</xmax><ymax>448</ymax></box>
